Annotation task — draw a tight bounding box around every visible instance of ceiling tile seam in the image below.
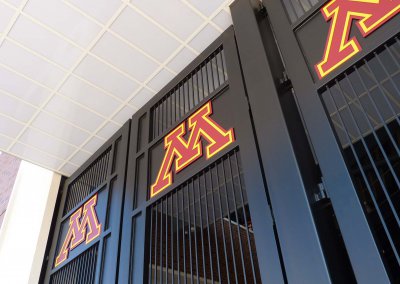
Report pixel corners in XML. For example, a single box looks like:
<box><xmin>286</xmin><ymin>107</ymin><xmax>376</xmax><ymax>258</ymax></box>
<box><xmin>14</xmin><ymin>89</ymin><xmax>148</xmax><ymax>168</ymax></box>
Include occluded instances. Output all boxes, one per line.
<box><xmin>9</xmin><ymin>140</ymin><xmax>80</xmax><ymax>167</ymax></box>
<box><xmin>62</xmin><ymin>0</ymin><xmax>178</xmax><ymax>76</ymax></box>
<box><xmin>124</xmin><ymin>1</ymin><xmax>200</xmax><ymax>55</ymax></box>
<box><xmin>0</xmin><ymin>111</ymin><xmax>26</xmax><ymax>125</ymax></box>
<box><xmin>181</xmin><ymin>0</ymin><xmax>224</xmax><ymax>33</ymax></box>
<box><xmin>5</xmin><ymin>148</ymin><xmax>72</xmax><ymax>177</ymax></box>
<box><xmin>6</xmin><ymin>36</ymin><xmax>131</xmax><ymax>103</ymax></box>
<box><xmin>0</xmin><ymin>104</ymin><xmax>106</xmax><ymax>141</ymax></box>
<box><xmin>0</xmin><ymin>61</ymin><xmax>55</xmax><ymax>92</ymax></box>
<box><xmin>52</xmin><ymin>92</ymin><xmax>126</xmax><ymax>123</ymax></box>
<box><xmin>0</xmin><ymin>4</ymin><xmax>157</xmax><ymax>94</ymax></box>
<box><xmin>0</xmin><ymin>100</ymin><xmax>94</xmax><ymax>154</ymax></box>
<box><xmin>0</xmin><ymin>0</ymin><xmax>29</xmax><ymax>48</ymax></box>
<box><xmin>6</xmin><ymin>1</ymin><xmax>129</xmax><ymax>154</ymax></box>
<box><xmin>18</xmin><ymin>125</ymin><xmax>94</xmax><ymax>155</ymax></box>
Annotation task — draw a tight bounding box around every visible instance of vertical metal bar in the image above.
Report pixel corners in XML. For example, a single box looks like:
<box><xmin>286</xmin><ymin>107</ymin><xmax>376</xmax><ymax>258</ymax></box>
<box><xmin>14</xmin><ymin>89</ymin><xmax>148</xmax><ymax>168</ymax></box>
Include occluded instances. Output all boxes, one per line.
<box><xmin>196</xmin><ymin>175</ymin><xmax>207</xmax><ymax>283</ymax></box>
<box><xmin>215</xmin><ymin>162</ymin><xmax>231</xmax><ymax>284</ymax></box>
<box><xmin>176</xmin><ymin>190</ymin><xmax>181</xmax><ymax>284</ymax></box>
<box><xmin>340</xmin><ymin>77</ymin><xmax>400</xmax><ymax>220</ymax></box>
<box><xmin>148</xmin><ymin>207</ymin><xmax>154</xmax><ymax>283</ymax></box>
<box><xmin>220</xmin><ymin>159</ymin><xmax>239</xmax><ymax>283</ymax></box>
<box><xmin>180</xmin><ymin>187</ymin><xmax>187</xmax><ymax>284</ymax></box>
<box><xmin>234</xmin><ymin>150</ymin><xmax>257</xmax><ymax>282</ymax></box>
<box><xmin>189</xmin><ymin>180</ymin><xmax>199</xmax><ymax>283</ymax></box>
<box><xmin>193</xmin><ymin>70</ymin><xmax>199</xmax><ymax>106</ymax></box>
<box><xmin>180</xmin><ymin>83</ymin><xmax>185</xmax><ymax>119</ymax></box>
<box><xmin>208</xmin><ymin>166</ymin><xmax>222</xmax><ymax>283</ymax></box>
<box><xmin>221</xmin><ymin>49</ymin><xmax>228</xmax><ymax>81</ymax></box>
<box><xmin>171</xmin><ymin>193</ymin><xmax>175</xmax><ymax>284</ymax></box>
<box><xmin>227</xmin><ymin>154</ymin><xmax>248</xmax><ymax>283</ymax></box>
<box><xmin>202</xmin><ymin>170</ymin><xmax>214</xmax><ymax>283</ymax></box>
<box><xmin>327</xmin><ymin>86</ymin><xmax>400</xmax><ymax>263</ymax></box>
<box><xmin>166</xmin><ymin>196</ymin><xmax>169</xmax><ymax>284</ymax></box>
<box><xmin>160</xmin><ymin>199</ymin><xmax>164</xmax><ymax>284</ymax></box>
<box><xmin>186</xmin><ymin>182</ymin><xmax>194</xmax><ymax>284</ymax></box>
<box><xmin>154</xmin><ymin>202</ymin><xmax>158</xmax><ymax>284</ymax></box>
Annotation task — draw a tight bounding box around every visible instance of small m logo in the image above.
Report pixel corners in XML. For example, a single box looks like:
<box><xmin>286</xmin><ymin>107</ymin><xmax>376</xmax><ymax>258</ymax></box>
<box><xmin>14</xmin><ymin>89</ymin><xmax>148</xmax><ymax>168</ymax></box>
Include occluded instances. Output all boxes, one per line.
<box><xmin>150</xmin><ymin>101</ymin><xmax>235</xmax><ymax>197</ymax></box>
<box><xmin>54</xmin><ymin>194</ymin><xmax>102</xmax><ymax>267</ymax></box>
<box><xmin>315</xmin><ymin>0</ymin><xmax>399</xmax><ymax>79</ymax></box>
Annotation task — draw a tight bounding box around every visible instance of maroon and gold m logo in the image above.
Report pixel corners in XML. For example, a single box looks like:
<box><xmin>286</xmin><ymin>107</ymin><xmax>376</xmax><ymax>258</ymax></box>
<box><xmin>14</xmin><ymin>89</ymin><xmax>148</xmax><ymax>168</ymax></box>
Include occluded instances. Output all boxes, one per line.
<box><xmin>315</xmin><ymin>0</ymin><xmax>399</xmax><ymax>79</ymax></box>
<box><xmin>150</xmin><ymin>101</ymin><xmax>235</xmax><ymax>198</ymax></box>
<box><xmin>54</xmin><ymin>194</ymin><xmax>102</xmax><ymax>267</ymax></box>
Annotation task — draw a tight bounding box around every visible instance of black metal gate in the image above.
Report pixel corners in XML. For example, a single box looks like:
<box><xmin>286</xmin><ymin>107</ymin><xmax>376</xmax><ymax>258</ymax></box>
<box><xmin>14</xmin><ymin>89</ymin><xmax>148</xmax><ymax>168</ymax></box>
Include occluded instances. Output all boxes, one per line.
<box><xmin>41</xmin><ymin>1</ymin><xmax>400</xmax><ymax>283</ymax></box>
<box><xmin>118</xmin><ymin>28</ymin><xmax>286</xmax><ymax>284</ymax></box>
<box><xmin>242</xmin><ymin>0</ymin><xmax>400</xmax><ymax>282</ymax></box>
<box><xmin>42</xmin><ymin>122</ymin><xmax>130</xmax><ymax>284</ymax></box>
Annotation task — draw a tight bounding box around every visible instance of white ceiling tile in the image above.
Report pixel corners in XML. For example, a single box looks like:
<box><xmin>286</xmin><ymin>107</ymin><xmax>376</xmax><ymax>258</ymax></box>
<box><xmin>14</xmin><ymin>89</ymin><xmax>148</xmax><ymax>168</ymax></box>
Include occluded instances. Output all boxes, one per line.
<box><xmin>0</xmin><ymin>92</ymin><xmax>36</xmax><ymax>122</ymax></box>
<box><xmin>0</xmin><ymin>66</ymin><xmax>51</xmax><ymax>107</ymax></box>
<box><xmin>0</xmin><ymin>135</ymin><xmax>13</xmax><ymax>150</ymax></box>
<box><xmin>111</xmin><ymin>7</ymin><xmax>180</xmax><ymax>62</ymax></box>
<box><xmin>60</xmin><ymin>76</ymin><xmax>120</xmax><ymax>117</ymax></box>
<box><xmin>0</xmin><ymin>2</ymin><xmax>15</xmax><ymax>33</ymax></box>
<box><xmin>189</xmin><ymin>24</ymin><xmax>220</xmax><ymax>53</ymax></box>
<box><xmin>147</xmin><ymin>69</ymin><xmax>175</xmax><ymax>93</ymax></box>
<box><xmin>59</xmin><ymin>163</ymin><xmax>78</xmax><ymax>176</ymax></box>
<box><xmin>9</xmin><ymin>15</ymin><xmax>82</xmax><ymax>69</ymax></box>
<box><xmin>97</xmin><ymin>122</ymin><xmax>120</xmax><ymax>140</ymax></box>
<box><xmin>4</xmin><ymin>0</ymin><xmax>23</xmax><ymax>7</ymax></box>
<box><xmin>66</xmin><ymin>0</ymin><xmax>122</xmax><ymax>24</ymax></box>
<box><xmin>187</xmin><ymin>0</ymin><xmax>227</xmax><ymax>17</ymax></box>
<box><xmin>32</xmin><ymin>112</ymin><xmax>89</xmax><ymax>146</ymax></box>
<box><xmin>24</xmin><ymin>0</ymin><xmax>102</xmax><ymax>47</ymax></box>
<box><xmin>130</xmin><ymin>0</ymin><xmax>203</xmax><ymax>40</ymax></box>
<box><xmin>69</xmin><ymin>151</ymin><xmax>91</xmax><ymax>166</ymax></box>
<box><xmin>82</xmin><ymin>136</ymin><xmax>105</xmax><ymax>153</ymax></box>
<box><xmin>129</xmin><ymin>88</ymin><xmax>154</xmax><ymax>109</ymax></box>
<box><xmin>92</xmin><ymin>32</ymin><xmax>159</xmax><ymax>82</ymax></box>
<box><xmin>212</xmin><ymin>10</ymin><xmax>232</xmax><ymax>30</ymax></box>
<box><xmin>0</xmin><ymin>40</ymin><xmax>66</xmax><ymax>88</ymax></box>
<box><xmin>112</xmin><ymin>105</ymin><xmax>135</xmax><ymax>125</ymax></box>
<box><xmin>167</xmin><ymin>48</ymin><xmax>197</xmax><ymax>73</ymax></box>
<box><xmin>45</xmin><ymin>95</ymin><xmax>103</xmax><ymax>132</ymax></box>
<box><xmin>0</xmin><ymin>115</ymin><xmax>24</xmax><ymax>138</ymax></box>
<box><xmin>19</xmin><ymin>127</ymin><xmax>77</xmax><ymax>160</ymax></box>
<box><xmin>10</xmin><ymin>142</ymin><xmax>63</xmax><ymax>170</ymax></box>
<box><xmin>75</xmin><ymin>55</ymin><xmax>139</xmax><ymax>100</ymax></box>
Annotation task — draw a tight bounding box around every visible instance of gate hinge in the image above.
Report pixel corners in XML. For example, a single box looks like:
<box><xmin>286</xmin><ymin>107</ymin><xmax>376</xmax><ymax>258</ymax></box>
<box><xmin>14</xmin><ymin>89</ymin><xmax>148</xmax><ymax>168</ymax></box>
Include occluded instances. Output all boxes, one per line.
<box><xmin>314</xmin><ymin>181</ymin><xmax>328</xmax><ymax>202</ymax></box>
<box><xmin>259</xmin><ymin>1</ymin><xmax>267</xmax><ymax>16</ymax></box>
<box><xmin>279</xmin><ymin>71</ymin><xmax>292</xmax><ymax>91</ymax></box>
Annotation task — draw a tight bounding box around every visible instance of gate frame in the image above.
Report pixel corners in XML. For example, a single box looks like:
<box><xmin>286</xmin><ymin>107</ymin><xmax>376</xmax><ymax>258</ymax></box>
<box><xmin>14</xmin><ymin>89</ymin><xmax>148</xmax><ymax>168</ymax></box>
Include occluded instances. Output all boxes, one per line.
<box><xmin>255</xmin><ymin>0</ymin><xmax>392</xmax><ymax>282</ymax></box>
<box><xmin>42</xmin><ymin>121</ymin><xmax>130</xmax><ymax>284</ymax></box>
<box><xmin>118</xmin><ymin>26</ymin><xmax>288</xmax><ymax>284</ymax></box>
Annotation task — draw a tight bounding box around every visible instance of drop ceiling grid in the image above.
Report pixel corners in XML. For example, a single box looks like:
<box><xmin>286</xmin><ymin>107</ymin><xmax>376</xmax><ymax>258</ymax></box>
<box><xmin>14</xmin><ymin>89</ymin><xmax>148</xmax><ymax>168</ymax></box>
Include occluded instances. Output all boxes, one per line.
<box><xmin>0</xmin><ymin>0</ymin><xmax>233</xmax><ymax>176</ymax></box>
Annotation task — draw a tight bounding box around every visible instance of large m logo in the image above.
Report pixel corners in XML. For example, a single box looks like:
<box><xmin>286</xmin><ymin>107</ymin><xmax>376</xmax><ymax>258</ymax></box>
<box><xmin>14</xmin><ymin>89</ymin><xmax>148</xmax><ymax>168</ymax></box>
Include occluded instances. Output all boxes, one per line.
<box><xmin>315</xmin><ymin>0</ymin><xmax>399</xmax><ymax>79</ymax></box>
<box><xmin>150</xmin><ymin>101</ymin><xmax>235</xmax><ymax>197</ymax></box>
<box><xmin>54</xmin><ymin>194</ymin><xmax>102</xmax><ymax>267</ymax></box>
